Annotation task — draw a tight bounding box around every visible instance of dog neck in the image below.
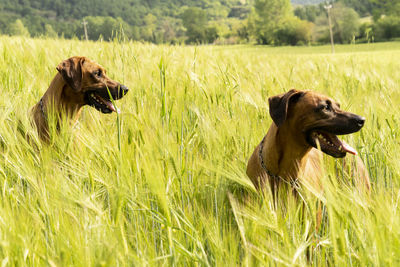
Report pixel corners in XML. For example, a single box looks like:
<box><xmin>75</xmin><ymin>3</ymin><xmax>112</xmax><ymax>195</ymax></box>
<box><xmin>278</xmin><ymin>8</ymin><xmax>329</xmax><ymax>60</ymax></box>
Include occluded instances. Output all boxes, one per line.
<box><xmin>32</xmin><ymin>73</ymin><xmax>84</xmax><ymax>141</ymax></box>
<box><xmin>41</xmin><ymin>73</ymin><xmax>84</xmax><ymax>118</ymax></box>
<box><xmin>261</xmin><ymin>123</ymin><xmax>312</xmax><ymax>182</ymax></box>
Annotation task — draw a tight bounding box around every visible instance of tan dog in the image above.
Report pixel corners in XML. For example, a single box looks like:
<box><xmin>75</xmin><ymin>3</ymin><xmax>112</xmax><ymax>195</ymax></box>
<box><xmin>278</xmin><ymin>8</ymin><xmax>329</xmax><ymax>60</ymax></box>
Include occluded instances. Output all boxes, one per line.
<box><xmin>31</xmin><ymin>56</ymin><xmax>128</xmax><ymax>142</ymax></box>
<box><xmin>247</xmin><ymin>89</ymin><xmax>371</xmax><ymax>195</ymax></box>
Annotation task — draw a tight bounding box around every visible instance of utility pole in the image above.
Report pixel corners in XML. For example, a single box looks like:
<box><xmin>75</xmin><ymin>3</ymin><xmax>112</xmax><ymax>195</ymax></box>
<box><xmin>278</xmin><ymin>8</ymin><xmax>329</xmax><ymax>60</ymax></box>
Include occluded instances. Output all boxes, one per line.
<box><xmin>82</xmin><ymin>19</ymin><xmax>88</xmax><ymax>41</ymax></box>
<box><xmin>324</xmin><ymin>2</ymin><xmax>334</xmax><ymax>54</ymax></box>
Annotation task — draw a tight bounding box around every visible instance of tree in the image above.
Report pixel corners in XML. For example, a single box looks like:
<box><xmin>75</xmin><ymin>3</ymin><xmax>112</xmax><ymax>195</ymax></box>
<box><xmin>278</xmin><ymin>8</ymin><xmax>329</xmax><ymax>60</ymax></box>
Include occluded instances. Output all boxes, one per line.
<box><xmin>370</xmin><ymin>0</ymin><xmax>400</xmax><ymax>20</ymax></box>
<box><xmin>338</xmin><ymin>0</ymin><xmax>400</xmax><ymax>21</ymax></box>
<box><xmin>358</xmin><ymin>22</ymin><xmax>374</xmax><ymax>43</ymax></box>
<box><xmin>332</xmin><ymin>4</ymin><xmax>360</xmax><ymax>43</ymax></box>
<box><xmin>338</xmin><ymin>0</ymin><xmax>373</xmax><ymax>16</ymax></box>
<box><xmin>159</xmin><ymin>19</ymin><xmax>178</xmax><ymax>44</ymax></box>
<box><xmin>0</xmin><ymin>0</ymin><xmax>259</xmax><ymax>44</ymax></box>
<box><xmin>181</xmin><ymin>7</ymin><xmax>208</xmax><ymax>44</ymax></box>
<box><xmin>78</xmin><ymin>16</ymin><xmax>128</xmax><ymax>41</ymax></box>
<box><xmin>248</xmin><ymin>0</ymin><xmax>292</xmax><ymax>44</ymax></box>
<box><xmin>314</xmin><ymin>3</ymin><xmax>359</xmax><ymax>44</ymax></box>
<box><xmin>294</xmin><ymin>5</ymin><xmax>321</xmax><ymax>22</ymax></box>
<box><xmin>7</xmin><ymin>19</ymin><xmax>30</xmax><ymax>36</ymax></box>
<box><xmin>140</xmin><ymin>13</ymin><xmax>157</xmax><ymax>42</ymax></box>
<box><xmin>205</xmin><ymin>26</ymin><xmax>219</xmax><ymax>43</ymax></box>
<box><xmin>235</xmin><ymin>21</ymin><xmax>250</xmax><ymax>42</ymax></box>
<box><xmin>228</xmin><ymin>6</ymin><xmax>251</xmax><ymax>19</ymax></box>
<box><xmin>275</xmin><ymin>17</ymin><xmax>313</xmax><ymax>45</ymax></box>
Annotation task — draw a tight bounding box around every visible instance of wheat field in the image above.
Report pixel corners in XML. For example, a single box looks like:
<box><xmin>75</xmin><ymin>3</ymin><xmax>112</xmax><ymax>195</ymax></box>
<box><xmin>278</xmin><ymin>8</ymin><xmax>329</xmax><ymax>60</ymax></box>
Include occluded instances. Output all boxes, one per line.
<box><xmin>0</xmin><ymin>36</ymin><xmax>400</xmax><ymax>266</ymax></box>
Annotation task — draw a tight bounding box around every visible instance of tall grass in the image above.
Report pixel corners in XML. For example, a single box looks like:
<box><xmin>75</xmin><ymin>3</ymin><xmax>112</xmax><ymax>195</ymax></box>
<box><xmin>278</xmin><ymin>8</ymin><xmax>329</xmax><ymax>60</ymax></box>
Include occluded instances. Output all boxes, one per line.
<box><xmin>0</xmin><ymin>36</ymin><xmax>399</xmax><ymax>265</ymax></box>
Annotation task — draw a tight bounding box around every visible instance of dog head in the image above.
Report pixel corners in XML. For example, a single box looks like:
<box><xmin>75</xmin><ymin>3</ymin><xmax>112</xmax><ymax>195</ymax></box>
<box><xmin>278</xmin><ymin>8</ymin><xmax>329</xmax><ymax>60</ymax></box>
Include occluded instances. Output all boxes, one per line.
<box><xmin>268</xmin><ymin>89</ymin><xmax>365</xmax><ymax>158</ymax></box>
<box><xmin>56</xmin><ymin>56</ymin><xmax>129</xmax><ymax>113</ymax></box>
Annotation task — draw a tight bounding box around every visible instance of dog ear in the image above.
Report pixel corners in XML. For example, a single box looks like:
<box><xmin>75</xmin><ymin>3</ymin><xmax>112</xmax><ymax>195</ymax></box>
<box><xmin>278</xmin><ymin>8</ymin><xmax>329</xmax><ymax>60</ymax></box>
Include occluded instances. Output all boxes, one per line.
<box><xmin>56</xmin><ymin>57</ymin><xmax>84</xmax><ymax>91</ymax></box>
<box><xmin>268</xmin><ymin>89</ymin><xmax>304</xmax><ymax>127</ymax></box>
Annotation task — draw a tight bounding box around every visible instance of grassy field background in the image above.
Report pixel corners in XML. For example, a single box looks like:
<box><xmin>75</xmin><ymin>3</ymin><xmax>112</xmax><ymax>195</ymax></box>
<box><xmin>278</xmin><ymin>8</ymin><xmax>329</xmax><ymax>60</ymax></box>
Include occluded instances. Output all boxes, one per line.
<box><xmin>0</xmin><ymin>36</ymin><xmax>399</xmax><ymax>265</ymax></box>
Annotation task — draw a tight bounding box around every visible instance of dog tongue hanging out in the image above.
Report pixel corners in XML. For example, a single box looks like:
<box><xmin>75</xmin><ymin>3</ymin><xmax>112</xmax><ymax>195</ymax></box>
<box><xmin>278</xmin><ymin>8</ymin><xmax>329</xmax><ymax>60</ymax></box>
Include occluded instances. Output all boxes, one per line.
<box><xmin>31</xmin><ymin>56</ymin><xmax>129</xmax><ymax>142</ymax></box>
<box><xmin>246</xmin><ymin>89</ymin><xmax>370</xmax><ymax>192</ymax></box>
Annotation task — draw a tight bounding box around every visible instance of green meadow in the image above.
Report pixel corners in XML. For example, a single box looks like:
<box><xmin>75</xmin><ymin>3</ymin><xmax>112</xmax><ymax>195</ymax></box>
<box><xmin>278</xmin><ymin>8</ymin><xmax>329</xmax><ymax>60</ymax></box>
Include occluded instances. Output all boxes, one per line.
<box><xmin>0</xmin><ymin>36</ymin><xmax>400</xmax><ymax>265</ymax></box>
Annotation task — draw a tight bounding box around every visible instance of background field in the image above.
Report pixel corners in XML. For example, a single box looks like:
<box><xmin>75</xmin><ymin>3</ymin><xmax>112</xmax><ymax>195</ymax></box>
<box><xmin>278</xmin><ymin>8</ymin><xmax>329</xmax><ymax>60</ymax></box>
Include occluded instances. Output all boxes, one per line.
<box><xmin>0</xmin><ymin>36</ymin><xmax>399</xmax><ymax>266</ymax></box>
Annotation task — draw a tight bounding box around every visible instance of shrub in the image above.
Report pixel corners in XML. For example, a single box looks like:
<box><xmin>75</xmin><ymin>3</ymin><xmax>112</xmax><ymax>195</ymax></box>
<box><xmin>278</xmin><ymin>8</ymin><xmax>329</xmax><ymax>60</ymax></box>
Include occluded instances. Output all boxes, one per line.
<box><xmin>7</xmin><ymin>19</ymin><xmax>30</xmax><ymax>37</ymax></box>
<box><xmin>358</xmin><ymin>22</ymin><xmax>374</xmax><ymax>43</ymax></box>
<box><xmin>205</xmin><ymin>26</ymin><xmax>219</xmax><ymax>43</ymax></box>
<box><xmin>274</xmin><ymin>17</ymin><xmax>313</xmax><ymax>45</ymax></box>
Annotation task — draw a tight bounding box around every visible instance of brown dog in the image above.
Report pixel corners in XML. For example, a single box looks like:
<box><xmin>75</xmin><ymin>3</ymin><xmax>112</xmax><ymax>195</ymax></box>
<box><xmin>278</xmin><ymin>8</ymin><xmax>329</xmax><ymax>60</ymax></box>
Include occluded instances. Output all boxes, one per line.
<box><xmin>31</xmin><ymin>56</ymin><xmax>128</xmax><ymax>142</ymax></box>
<box><xmin>246</xmin><ymin>89</ymin><xmax>371</xmax><ymax>195</ymax></box>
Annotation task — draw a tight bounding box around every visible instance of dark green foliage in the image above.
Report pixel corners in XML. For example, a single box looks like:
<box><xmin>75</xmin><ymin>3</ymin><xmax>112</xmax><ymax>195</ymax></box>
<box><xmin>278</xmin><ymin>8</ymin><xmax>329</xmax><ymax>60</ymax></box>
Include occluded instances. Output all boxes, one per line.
<box><xmin>338</xmin><ymin>0</ymin><xmax>374</xmax><ymax>16</ymax></box>
<box><xmin>358</xmin><ymin>22</ymin><xmax>374</xmax><ymax>43</ymax></box>
<box><xmin>76</xmin><ymin>16</ymin><xmax>131</xmax><ymax>41</ymax></box>
<box><xmin>227</xmin><ymin>6</ymin><xmax>250</xmax><ymax>19</ymax></box>
<box><xmin>0</xmin><ymin>0</ymin><xmax>244</xmax><ymax>43</ymax></box>
<box><xmin>291</xmin><ymin>0</ymin><xmax>324</xmax><ymax>4</ymax></box>
<box><xmin>180</xmin><ymin>8</ymin><xmax>219</xmax><ymax>44</ymax></box>
<box><xmin>1</xmin><ymin>0</ymin><xmax>399</xmax><ymax>45</ymax></box>
<box><xmin>205</xmin><ymin>26</ymin><xmax>219</xmax><ymax>43</ymax></box>
<box><xmin>294</xmin><ymin>5</ymin><xmax>324</xmax><ymax>22</ymax></box>
<box><xmin>249</xmin><ymin>0</ymin><xmax>293</xmax><ymax>45</ymax></box>
<box><xmin>370</xmin><ymin>0</ymin><xmax>400</xmax><ymax>21</ymax></box>
<box><xmin>274</xmin><ymin>17</ymin><xmax>313</xmax><ymax>45</ymax></box>
<box><xmin>7</xmin><ymin>19</ymin><xmax>30</xmax><ymax>36</ymax></box>
<box><xmin>181</xmin><ymin>7</ymin><xmax>208</xmax><ymax>44</ymax></box>
<box><xmin>338</xmin><ymin>0</ymin><xmax>400</xmax><ymax>19</ymax></box>
<box><xmin>374</xmin><ymin>16</ymin><xmax>400</xmax><ymax>40</ymax></box>
<box><xmin>332</xmin><ymin>4</ymin><xmax>360</xmax><ymax>44</ymax></box>
<box><xmin>314</xmin><ymin>4</ymin><xmax>360</xmax><ymax>44</ymax></box>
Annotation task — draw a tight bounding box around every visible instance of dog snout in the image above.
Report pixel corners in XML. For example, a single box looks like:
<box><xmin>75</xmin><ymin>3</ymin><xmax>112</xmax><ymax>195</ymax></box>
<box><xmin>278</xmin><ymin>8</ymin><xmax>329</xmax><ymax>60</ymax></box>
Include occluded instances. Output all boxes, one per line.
<box><xmin>119</xmin><ymin>84</ymin><xmax>129</xmax><ymax>95</ymax></box>
<box><xmin>348</xmin><ymin>114</ymin><xmax>365</xmax><ymax>132</ymax></box>
<box><xmin>330</xmin><ymin>112</ymin><xmax>366</xmax><ymax>134</ymax></box>
<box><xmin>355</xmin><ymin>116</ymin><xmax>365</xmax><ymax>128</ymax></box>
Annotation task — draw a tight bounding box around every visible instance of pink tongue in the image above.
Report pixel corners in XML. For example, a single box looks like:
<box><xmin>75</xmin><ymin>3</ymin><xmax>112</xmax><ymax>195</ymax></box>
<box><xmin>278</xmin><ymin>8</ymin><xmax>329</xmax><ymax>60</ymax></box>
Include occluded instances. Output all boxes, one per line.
<box><xmin>105</xmin><ymin>100</ymin><xmax>116</xmax><ymax>112</ymax></box>
<box><xmin>342</xmin><ymin>141</ymin><xmax>357</xmax><ymax>155</ymax></box>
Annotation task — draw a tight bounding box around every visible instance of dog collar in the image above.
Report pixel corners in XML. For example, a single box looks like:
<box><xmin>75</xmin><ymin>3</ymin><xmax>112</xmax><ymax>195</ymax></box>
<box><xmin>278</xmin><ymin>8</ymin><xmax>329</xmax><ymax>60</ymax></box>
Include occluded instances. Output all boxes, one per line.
<box><xmin>258</xmin><ymin>135</ymin><xmax>281</xmax><ymax>180</ymax></box>
<box><xmin>39</xmin><ymin>98</ymin><xmax>47</xmax><ymax>122</ymax></box>
<box><xmin>258</xmin><ymin>139</ymin><xmax>300</xmax><ymax>188</ymax></box>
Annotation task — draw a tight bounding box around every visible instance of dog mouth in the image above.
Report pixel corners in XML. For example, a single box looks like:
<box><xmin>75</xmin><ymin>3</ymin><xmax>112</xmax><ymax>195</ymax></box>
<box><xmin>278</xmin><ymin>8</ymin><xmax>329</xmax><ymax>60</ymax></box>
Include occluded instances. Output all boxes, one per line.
<box><xmin>307</xmin><ymin>130</ymin><xmax>357</xmax><ymax>158</ymax></box>
<box><xmin>85</xmin><ymin>91</ymin><xmax>118</xmax><ymax>114</ymax></box>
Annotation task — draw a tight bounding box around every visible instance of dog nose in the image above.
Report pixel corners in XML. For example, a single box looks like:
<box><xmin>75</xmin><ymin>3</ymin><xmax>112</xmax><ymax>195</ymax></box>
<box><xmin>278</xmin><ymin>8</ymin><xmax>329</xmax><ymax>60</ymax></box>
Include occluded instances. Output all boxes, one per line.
<box><xmin>355</xmin><ymin>116</ymin><xmax>365</xmax><ymax>127</ymax></box>
<box><xmin>120</xmin><ymin>84</ymin><xmax>129</xmax><ymax>94</ymax></box>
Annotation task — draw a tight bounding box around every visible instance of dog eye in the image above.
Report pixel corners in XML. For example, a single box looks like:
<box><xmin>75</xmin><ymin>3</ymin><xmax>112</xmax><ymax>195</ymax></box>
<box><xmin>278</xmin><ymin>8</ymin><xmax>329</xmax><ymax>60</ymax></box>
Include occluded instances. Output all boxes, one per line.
<box><xmin>316</xmin><ymin>102</ymin><xmax>332</xmax><ymax>112</ymax></box>
<box><xmin>324</xmin><ymin>102</ymin><xmax>332</xmax><ymax>111</ymax></box>
<box><xmin>94</xmin><ymin>70</ymin><xmax>102</xmax><ymax>78</ymax></box>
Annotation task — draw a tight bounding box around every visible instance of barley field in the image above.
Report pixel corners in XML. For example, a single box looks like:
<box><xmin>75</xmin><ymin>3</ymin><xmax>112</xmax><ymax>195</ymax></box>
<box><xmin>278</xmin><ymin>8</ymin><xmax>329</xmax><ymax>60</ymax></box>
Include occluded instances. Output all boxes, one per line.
<box><xmin>0</xmin><ymin>36</ymin><xmax>400</xmax><ymax>266</ymax></box>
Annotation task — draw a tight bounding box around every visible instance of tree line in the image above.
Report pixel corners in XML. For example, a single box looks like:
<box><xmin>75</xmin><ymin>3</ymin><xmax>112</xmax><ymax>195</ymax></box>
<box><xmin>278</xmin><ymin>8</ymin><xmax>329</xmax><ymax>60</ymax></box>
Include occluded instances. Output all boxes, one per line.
<box><xmin>0</xmin><ymin>0</ymin><xmax>399</xmax><ymax>45</ymax></box>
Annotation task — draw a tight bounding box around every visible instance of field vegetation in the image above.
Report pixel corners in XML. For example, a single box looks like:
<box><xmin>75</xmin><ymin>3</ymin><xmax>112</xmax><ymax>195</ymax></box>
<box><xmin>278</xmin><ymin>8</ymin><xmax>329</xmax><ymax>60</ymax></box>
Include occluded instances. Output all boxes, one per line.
<box><xmin>0</xmin><ymin>36</ymin><xmax>400</xmax><ymax>265</ymax></box>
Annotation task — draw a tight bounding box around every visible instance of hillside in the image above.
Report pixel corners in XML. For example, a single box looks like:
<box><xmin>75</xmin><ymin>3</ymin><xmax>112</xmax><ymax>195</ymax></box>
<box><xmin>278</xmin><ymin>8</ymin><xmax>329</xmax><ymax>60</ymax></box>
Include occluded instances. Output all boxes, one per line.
<box><xmin>291</xmin><ymin>0</ymin><xmax>325</xmax><ymax>5</ymax></box>
<box><xmin>0</xmin><ymin>0</ymin><xmax>246</xmax><ymax>41</ymax></box>
<box><xmin>0</xmin><ymin>0</ymin><xmax>398</xmax><ymax>44</ymax></box>
<box><xmin>0</xmin><ymin>0</ymin><xmax>321</xmax><ymax>42</ymax></box>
